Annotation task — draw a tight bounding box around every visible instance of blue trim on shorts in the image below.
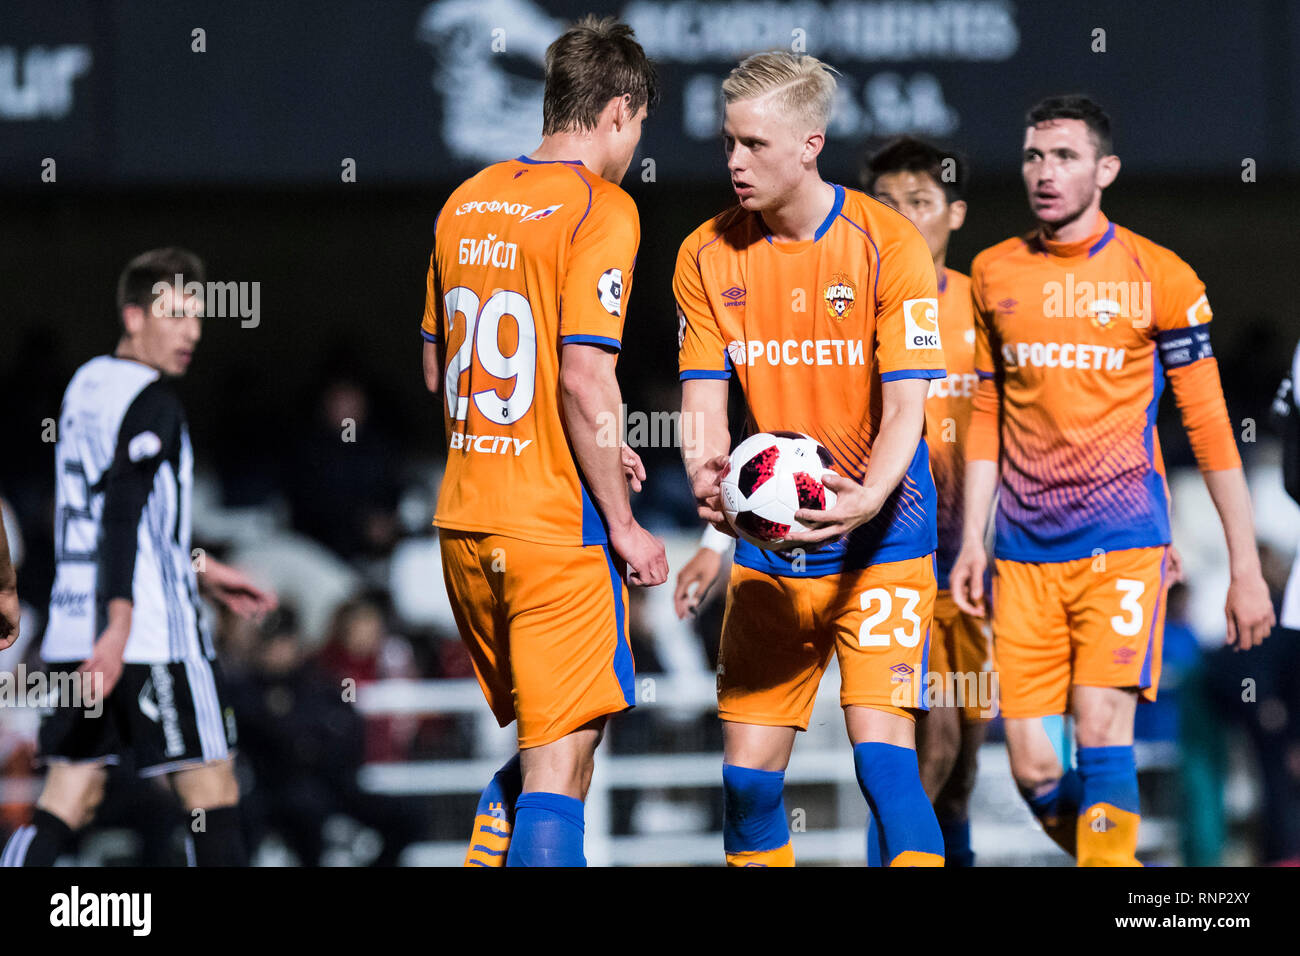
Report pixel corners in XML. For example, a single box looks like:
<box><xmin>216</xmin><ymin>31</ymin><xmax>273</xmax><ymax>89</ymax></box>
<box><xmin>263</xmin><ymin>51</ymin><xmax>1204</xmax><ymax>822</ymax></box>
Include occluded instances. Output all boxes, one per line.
<box><xmin>1140</xmin><ymin>547</ymin><xmax>1168</xmax><ymax>689</ymax></box>
<box><xmin>579</xmin><ymin>481</ymin><xmax>608</xmax><ymax>545</ymax></box>
<box><xmin>601</xmin><ymin>544</ymin><xmax>636</xmax><ymax>707</ymax></box>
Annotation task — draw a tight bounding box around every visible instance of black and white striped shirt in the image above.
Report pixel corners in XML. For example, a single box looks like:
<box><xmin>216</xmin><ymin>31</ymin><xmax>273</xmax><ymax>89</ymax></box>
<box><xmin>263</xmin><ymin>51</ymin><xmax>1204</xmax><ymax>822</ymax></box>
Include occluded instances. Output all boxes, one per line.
<box><xmin>44</xmin><ymin>355</ymin><xmax>211</xmax><ymax>663</ymax></box>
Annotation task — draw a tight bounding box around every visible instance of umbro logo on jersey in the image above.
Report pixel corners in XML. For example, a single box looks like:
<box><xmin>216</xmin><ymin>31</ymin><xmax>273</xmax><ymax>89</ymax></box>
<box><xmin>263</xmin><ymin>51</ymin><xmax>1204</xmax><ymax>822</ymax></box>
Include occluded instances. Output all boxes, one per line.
<box><xmin>721</xmin><ymin>286</ymin><xmax>745</xmax><ymax>308</ymax></box>
<box><xmin>997</xmin><ymin>297</ymin><xmax>1018</xmax><ymax>313</ymax></box>
<box><xmin>519</xmin><ymin>203</ymin><xmax>562</xmax><ymax>222</ymax></box>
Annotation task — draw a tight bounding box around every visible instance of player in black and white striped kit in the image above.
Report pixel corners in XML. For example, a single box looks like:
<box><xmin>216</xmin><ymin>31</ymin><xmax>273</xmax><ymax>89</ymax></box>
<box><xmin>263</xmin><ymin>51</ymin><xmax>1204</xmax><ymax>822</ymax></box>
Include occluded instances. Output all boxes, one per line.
<box><xmin>1</xmin><ymin>248</ymin><xmax>276</xmax><ymax>867</ymax></box>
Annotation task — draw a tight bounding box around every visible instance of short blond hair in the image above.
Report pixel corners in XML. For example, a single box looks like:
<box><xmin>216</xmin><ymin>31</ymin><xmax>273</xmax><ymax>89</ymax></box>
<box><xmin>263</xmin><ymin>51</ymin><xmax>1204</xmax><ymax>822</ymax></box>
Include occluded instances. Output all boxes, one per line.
<box><xmin>721</xmin><ymin>52</ymin><xmax>838</xmax><ymax>131</ymax></box>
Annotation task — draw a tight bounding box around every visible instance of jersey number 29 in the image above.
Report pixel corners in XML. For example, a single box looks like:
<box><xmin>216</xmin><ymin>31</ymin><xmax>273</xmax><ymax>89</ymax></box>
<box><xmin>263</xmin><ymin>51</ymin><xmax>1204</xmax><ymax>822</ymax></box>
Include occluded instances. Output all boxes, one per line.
<box><xmin>443</xmin><ymin>286</ymin><xmax>537</xmax><ymax>425</ymax></box>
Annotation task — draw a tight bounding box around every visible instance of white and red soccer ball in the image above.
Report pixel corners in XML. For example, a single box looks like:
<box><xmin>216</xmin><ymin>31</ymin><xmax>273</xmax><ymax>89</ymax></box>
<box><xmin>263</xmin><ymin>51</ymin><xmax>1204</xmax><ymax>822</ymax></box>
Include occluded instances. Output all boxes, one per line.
<box><xmin>720</xmin><ymin>431</ymin><xmax>839</xmax><ymax>550</ymax></box>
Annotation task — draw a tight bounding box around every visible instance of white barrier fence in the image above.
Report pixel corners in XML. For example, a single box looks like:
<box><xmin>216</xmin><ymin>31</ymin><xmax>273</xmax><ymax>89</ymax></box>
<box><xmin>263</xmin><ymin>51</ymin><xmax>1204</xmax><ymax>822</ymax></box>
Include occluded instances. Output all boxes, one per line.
<box><xmin>355</xmin><ymin>674</ymin><xmax>1182</xmax><ymax>866</ymax></box>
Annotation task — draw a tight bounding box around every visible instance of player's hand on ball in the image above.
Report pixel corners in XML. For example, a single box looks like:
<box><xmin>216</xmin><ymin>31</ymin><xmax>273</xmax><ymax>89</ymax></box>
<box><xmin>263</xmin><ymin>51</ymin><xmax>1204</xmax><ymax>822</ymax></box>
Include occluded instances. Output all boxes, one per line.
<box><xmin>1225</xmin><ymin>571</ymin><xmax>1274</xmax><ymax>651</ymax></box>
<box><xmin>690</xmin><ymin>454</ymin><xmax>734</xmax><ymax>535</ymax></box>
<box><xmin>0</xmin><ymin>587</ymin><xmax>19</xmax><ymax>651</ymax></box>
<box><xmin>673</xmin><ymin>547</ymin><xmax>723</xmax><ymax>618</ymax></box>
<box><xmin>949</xmin><ymin>542</ymin><xmax>988</xmax><ymax>617</ymax></box>
<box><xmin>622</xmin><ymin>445</ymin><xmax>647</xmax><ymax>493</ymax></box>
<box><xmin>610</xmin><ymin>521</ymin><xmax>669</xmax><ymax>588</ymax></box>
<box><xmin>783</xmin><ymin>473</ymin><xmax>879</xmax><ymax>546</ymax></box>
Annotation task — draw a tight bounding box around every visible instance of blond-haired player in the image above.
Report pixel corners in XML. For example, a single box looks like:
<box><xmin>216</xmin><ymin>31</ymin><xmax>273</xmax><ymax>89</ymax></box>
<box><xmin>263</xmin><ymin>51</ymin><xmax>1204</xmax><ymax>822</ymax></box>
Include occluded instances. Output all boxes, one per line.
<box><xmin>678</xmin><ymin>53</ymin><xmax>945</xmax><ymax>866</ymax></box>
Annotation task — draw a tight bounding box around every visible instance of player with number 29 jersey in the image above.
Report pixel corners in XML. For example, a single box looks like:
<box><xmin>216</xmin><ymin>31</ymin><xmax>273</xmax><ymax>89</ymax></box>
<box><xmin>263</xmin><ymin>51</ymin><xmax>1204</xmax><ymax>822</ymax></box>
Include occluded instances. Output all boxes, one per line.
<box><xmin>423</xmin><ymin>153</ymin><xmax>644</xmax><ymax>760</ymax></box>
<box><xmin>424</xmin><ymin>156</ymin><xmax>638</xmax><ymax>547</ymax></box>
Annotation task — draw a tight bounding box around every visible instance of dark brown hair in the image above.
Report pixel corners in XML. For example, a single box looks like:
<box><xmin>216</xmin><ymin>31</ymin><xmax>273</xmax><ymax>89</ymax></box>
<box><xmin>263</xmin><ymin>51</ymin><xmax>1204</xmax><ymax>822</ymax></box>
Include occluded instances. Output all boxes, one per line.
<box><xmin>542</xmin><ymin>15</ymin><xmax>658</xmax><ymax>135</ymax></box>
<box><xmin>1026</xmin><ymin>95</ymin><xmax>1113</xmax><ymax>157</ymax></box>
<box><xmin>862</xmin><ymin>136</ymin><xmax>967</xmax><ymax>203</ymax></box>
<box><xmin>116</xmin><ymin>247</ymin><xmax>206</xmax><ymax>317</ymax></box>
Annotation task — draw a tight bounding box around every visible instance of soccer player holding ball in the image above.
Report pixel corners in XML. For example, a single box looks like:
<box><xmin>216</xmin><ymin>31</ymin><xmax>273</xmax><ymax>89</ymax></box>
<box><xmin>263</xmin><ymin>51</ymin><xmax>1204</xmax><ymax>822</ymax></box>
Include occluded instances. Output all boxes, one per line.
<box><xmin>677</xmin><ymin>52</ymin><xmax>947</xmax><ymax>866</ymax></box>
<box><xmin>863</xmin><ymin>137</ymin><xmax>991</xmax><ymax>867</ymax></box>
<box><xmin>949</xmin><ymin>97</ymin><xmax>1274</xmax><ymax>866</ymax></box>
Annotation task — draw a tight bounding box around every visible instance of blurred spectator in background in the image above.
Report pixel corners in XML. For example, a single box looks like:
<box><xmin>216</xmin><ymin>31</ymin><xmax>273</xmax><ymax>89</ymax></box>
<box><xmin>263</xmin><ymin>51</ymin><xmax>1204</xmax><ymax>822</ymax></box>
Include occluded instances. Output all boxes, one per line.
<box><xmin>1165</xmin><ymin>582</ymin><xmax>1229</xmax><ymax>865</ymax></box>
<box><xmin>1204</xmin><ymin>543</ymin><xmax>1300</xmax><ymax>865</ymax></box>
<box><xmin>286</xmin><ymin>376</ymin><xmax>402</xmax><ymax>564</ymax></box>
<box><xmin>316</xmin><ymin>595</ymin><xmax>419</xmax><ymax>764</ymax></box>
<box><xmin>226</xmin><ymin>607</ymin><xmax>427</xmax><ymax>866</ymax></box>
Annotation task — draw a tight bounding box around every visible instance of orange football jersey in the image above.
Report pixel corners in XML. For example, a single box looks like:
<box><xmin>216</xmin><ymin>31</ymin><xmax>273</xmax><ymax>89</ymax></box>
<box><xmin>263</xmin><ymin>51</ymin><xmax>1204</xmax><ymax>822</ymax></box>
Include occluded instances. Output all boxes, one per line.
<box><xmin>676</xmin><ymin>184</ymin><xmax>945</xmax><ymax>577</ymax></box>
<box><xmin>968</xmin><ymin>214</ymin><xmax>1239</xmax><ymax>562</ymax></box>
<box><xmin>423</xmin><ymin>156</ymin><xmax>638</xmax><ymax>546</ymax></box>
<box><xmin>925</xmin><ymin>267</ymin><xmax>976</xmax><ymax>588</ymax></box>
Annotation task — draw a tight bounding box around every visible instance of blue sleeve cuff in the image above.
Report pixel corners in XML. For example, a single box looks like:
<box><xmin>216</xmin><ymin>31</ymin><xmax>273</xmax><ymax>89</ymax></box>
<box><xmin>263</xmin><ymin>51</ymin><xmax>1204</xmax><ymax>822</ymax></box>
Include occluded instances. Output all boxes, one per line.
<box><xmin>680</xmin><ymin>369</ymin><xmax>732</xmax><ymax>381</ymax></box>
<box><xmin>420</xmin><ymin>329</ymin><xmax>438</xmax><ymax>343</ymax></box>
<box><xmin>881</xmin><ymin>368</ymin><xmax>946</xmax><ymax>382</ymax></box>
<box><xmin>976</xmin><ymin>369</ymin><xmax>995</xmax><ymax>380</ymax></box>
<box><xmin>560</xmin><ymin>334</ymin><xmax>622</xmax><ymax>352</ymax></box>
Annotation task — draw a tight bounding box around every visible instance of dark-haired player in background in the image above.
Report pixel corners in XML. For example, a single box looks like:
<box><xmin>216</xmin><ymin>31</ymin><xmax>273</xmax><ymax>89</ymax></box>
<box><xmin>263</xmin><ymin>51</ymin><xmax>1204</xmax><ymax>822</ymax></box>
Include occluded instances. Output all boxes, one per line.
<box><xmin>422</xmin><ymin>16</ymin><xmax>666</xmax><ymax>867</ymax></box>
<box><xmin>950</xmin><ymin>96</ymin><xmax>1274</xmax><ymax>866</ymax></box>
<box><xmin>2</xmin><ymin>248</ymin><xmax>277</xmax><ymax>867</ymax></box>
<box><xmin>863</xmin><ymin>136</ymin><xmax>990</xmax><ymax>867</ymax></box>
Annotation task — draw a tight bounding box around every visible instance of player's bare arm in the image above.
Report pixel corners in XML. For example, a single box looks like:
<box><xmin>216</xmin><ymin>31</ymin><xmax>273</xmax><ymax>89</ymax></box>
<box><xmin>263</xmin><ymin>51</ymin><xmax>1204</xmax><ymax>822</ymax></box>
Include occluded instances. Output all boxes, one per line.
<box><xmin>423</xmin><ymin>338</ymin><xmax>442</xmax><ymax>395</ymax></box>
<box><xmin>950</xmin><ymin>459</ymin><xmax>998</xmax><ymax>617</ymax></box>
<box><xmin>1201</xmin><ymin>469</ymin><xmax>1274</xmax><ymax>649</ymax></box>
<box><xmin>0</xmin><ymin>513</ymin><xmax>19</xmax><ymax>650</ymax></box>
<box><xmin>560</xmin><ymin>341</ymin><xmax>667</xmax><ymax>587</ymax></box>
<box><xmin>673</xmin><ymin>546</ymin><xmax>723</xmax><ymax>619</ymax></box>
<box><xmin>77</xmin><ymin>597</ymin><xmax>131</xmax><ymax>702</ymax></box>
<box><xmin>680</xmin><ymin>377</ymin><xmax>733</xmax><ymax>532</ymax></box>
<box><xmin>784</xmin><ymin>377</ymin><xmax>928</xmax><ymax>546</ymax></box>
<box><xmin>198</xmin><ymin>556</ymin><xmax>278</xmax><ymax>622</ymax></box>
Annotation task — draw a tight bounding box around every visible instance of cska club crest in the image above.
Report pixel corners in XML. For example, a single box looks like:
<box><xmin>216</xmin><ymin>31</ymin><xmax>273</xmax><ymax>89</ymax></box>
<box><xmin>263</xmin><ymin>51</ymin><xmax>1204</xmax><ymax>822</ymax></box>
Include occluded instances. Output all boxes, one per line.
<box><xmin>823</xmin><ymin>273</ymin><xmax>857</xmax><ymax>321</ymax></box>
<box><xmin>1089</xmin><ymin>298</ymin><xmax>1121</xmax><ymax>331</ymax></box>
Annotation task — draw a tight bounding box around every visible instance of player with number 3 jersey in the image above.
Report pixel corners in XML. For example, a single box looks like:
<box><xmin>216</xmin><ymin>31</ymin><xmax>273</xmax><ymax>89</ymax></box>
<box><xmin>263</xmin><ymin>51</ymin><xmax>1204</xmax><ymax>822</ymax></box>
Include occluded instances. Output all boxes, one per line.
<box><xmin>949</xmin><ymin>96</ymin><xmax>1274</xmax><ymax>867</ymax></box>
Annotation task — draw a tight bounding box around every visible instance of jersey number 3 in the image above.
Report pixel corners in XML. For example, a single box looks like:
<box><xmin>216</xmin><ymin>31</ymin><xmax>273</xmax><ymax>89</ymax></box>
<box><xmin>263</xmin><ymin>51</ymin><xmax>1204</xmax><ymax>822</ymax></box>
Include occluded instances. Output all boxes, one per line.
<box><xmin>443</xmin><ymin>286</ymin><xmax>537</xmax><ymax>425</ymax></box>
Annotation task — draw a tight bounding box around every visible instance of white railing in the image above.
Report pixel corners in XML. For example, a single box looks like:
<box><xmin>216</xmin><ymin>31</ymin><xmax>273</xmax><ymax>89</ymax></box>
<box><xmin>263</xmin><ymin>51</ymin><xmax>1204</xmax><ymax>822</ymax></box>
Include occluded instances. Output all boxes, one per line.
<box><xmin>355</xmin><ymin>674</ymin><xmax>1181</xmax><ymax>866</ymax></box>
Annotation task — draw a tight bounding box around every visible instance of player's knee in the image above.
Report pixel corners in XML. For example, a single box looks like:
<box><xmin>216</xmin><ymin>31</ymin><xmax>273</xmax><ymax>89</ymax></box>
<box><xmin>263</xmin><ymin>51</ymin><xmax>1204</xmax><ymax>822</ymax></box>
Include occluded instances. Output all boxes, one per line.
<box><xmin>1007</xmin><ymin>748</ymin><xmax>1063</xmax><ymax>794</ymax></box>
<box><xmin>174</xmin><ymin>762</ymin><xmax>240</xmax><ymax>811</ymax></box>
<box><xmin>721</xmin><ymin>763</ymin><xmax>788</xmax><ymax>851</ymax></box>
<box><xmin>1073</xmin><ymin>706</ymin><xmax>1130</xmax><ymax>748</ymax></box>
<box><xmin>40</xmin><ymin>770</ymin><xmax>106</xmax><ymax>831</ymax></box>
<box><xmin>918</xmin><ymin>713</ymin><xmax>960</xmax><ymax>775</ymax></box>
